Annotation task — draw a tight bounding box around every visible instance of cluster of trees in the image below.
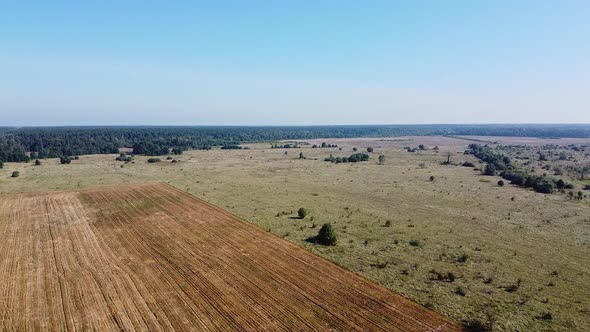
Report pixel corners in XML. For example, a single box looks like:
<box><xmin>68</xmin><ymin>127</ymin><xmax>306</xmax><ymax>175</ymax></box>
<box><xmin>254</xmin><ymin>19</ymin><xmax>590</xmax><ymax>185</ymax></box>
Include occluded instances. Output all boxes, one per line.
<box><xmin>324</xmin><ymin>153</ymin><xmax>369</xmax><ymax>164</ymax></box>
<box><xmin>220</xmin><ymin>145</ymin><xmax>243</xmax><ymax>150</ymax></box>
<box><xmin>467</xmin><ymin>144</ymin><xmax>574</xmax><ymax>194</ymax></box>
<box><xmin>272</xmin><ymin>143</ymin><xmax>299</xmax><ymax>149</ymax></box>
<box><xmin>312</xmin><ymin>142</ymin><xmax>338</xmax><ymax>148</ymax></box>
<box><xmin>465</xmin><ymin>144</ymin><xmax>512</xmax><ymax>173</ymax></box>
<box><xmin>59</xmin><ymin>156</ymin><xmax>72</xmax><ymax>164</ymax></box>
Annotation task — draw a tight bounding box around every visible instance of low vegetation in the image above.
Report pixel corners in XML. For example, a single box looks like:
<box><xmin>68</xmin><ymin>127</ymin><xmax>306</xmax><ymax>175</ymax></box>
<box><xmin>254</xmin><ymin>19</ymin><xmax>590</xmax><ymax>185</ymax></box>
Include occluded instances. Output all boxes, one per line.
<box><xmin>324</xmin><ymin>153</ymin><xmax>369</xmax><ymax>163</ymax></box>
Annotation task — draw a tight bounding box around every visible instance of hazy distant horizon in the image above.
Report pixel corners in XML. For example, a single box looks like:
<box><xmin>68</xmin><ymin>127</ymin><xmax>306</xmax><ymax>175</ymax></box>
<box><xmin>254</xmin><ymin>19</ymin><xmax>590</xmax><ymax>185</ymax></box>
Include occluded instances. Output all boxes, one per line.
<box><xmin>4</xmin><ymin>123</ymin><xmax>590</xmax><ymax>129</ymax></box>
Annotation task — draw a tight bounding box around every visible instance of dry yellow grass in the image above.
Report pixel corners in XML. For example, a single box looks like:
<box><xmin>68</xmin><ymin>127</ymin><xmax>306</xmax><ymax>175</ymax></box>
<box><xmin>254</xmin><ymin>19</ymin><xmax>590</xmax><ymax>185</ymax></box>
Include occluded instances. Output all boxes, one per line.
<box><xmin>1</xmin><ymin>135</ymin><xmax>589</xmax><ymax>331</ymax></box>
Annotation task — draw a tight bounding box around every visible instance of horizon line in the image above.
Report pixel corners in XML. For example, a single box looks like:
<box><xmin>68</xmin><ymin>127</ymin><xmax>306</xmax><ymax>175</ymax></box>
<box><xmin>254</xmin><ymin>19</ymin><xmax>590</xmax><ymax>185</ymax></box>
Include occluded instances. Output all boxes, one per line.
<box><xmin>4</xmin><ymin>123</ymin><xmax>590</xmax><ymax>129</ymax></box>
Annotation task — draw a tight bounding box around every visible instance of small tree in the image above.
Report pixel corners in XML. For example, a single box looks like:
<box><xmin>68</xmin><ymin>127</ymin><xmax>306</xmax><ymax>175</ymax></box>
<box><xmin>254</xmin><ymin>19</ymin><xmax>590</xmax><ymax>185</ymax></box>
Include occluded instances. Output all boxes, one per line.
<box><xmin>353</xmin><ymin>147</ymin><xmax>358</xmax><ymax>152</ymax></box>
<box><xmin>443</xmin><ymin>151</ymin><xmax>452</xmax><ymax>164</ymax></box>
<box><xmin>11</xmin><ymin>171</ymin><xmax>20</xmax><ymax>177</ymax></box>
<box><xmin>0</xmin><ymin>160</ymin><xmax>4</xmax><ymax>169</ymax></box>
<box><xmin>35</xmin><ymin>159</ymin><xmax>42</xmax><ymax>166</ymax></box>
<box><xmin>367</xmin><ymin>147</ymin><xmax>374</xmax><ymax>153</ymax></box>
<box><xmin>418</xmin><ymin>144</ymin><xmax>426</xmax><ymax>150</ymax></box>
<box><xmin>299</xmin><ymin>152</ymin><xmax>304</xmax><ymax>159</ymax></box>
<box><xmin>297</xmin><ymin>208</ymin><xmax>307</xmax><ymax>219</ymax></box>
<box><xmin>497</xmin><ymin>180</ymin><xmax>505</xmax><ymax>187</ymax></box>
<box><xmin>429</xmin><ymin>175</ymin><xmax>435</xmax><ymax>182</ymax></box>
<box><xmin>316</xmin><ymin>223</ymin><xmax>337</xmax><ymax>245</ymax></box>
<box><xmin>378</xmin><ymin>155</ymin><xmax>385</xmax><ymax>165</ymax></box>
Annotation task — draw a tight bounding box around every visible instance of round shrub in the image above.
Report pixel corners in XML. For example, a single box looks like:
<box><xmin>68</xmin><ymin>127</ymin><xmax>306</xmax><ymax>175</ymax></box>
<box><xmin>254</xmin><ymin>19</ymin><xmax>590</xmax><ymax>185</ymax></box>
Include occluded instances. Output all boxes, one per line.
<box><xmin>297</xmin><ymin>208</ymin><xmax>307</xmax><ymax>219</ymax></box>
<box><xmin>316</xmin><ymin>223</ymin><xmax>337</xmax><ymax>246</ymax></box>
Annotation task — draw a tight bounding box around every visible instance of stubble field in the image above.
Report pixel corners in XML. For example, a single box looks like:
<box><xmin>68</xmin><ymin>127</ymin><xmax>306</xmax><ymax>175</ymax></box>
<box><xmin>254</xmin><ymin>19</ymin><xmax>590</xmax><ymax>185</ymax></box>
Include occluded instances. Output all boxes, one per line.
<box><xmin>0</xmin><ymin>183</ymin><xmax>458</xmax><ymax>331</ymax></box>
<box><xmin>1</xmin><ymin>135</ymin><xmax>589</xmax><ymax>331</ymax></box>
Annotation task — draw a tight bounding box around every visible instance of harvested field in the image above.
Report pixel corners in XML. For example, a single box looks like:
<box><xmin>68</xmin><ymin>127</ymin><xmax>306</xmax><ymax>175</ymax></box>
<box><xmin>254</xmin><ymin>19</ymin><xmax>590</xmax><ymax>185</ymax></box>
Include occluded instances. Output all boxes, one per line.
<box><xmin>0</xmin><ymin>183</ymin><xmax>460</xmax><ymax>331</ymax></box>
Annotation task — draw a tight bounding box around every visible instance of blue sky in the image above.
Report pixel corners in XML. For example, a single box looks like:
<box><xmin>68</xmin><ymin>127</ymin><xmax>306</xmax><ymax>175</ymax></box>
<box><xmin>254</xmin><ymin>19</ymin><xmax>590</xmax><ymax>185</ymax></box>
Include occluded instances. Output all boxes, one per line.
<box><xmin>1</xmin><ymin>1</ymin><xmax>589</xmax><ymax>125</ymax></box>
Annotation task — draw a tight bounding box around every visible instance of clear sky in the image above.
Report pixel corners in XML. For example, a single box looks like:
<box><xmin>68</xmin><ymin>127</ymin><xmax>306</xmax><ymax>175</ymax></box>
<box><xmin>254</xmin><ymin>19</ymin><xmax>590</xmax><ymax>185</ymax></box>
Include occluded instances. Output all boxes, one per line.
<box><xmin>1</xmin><ymin>1</ymin><xmax>589</xmax><ymax>126</ymax></box>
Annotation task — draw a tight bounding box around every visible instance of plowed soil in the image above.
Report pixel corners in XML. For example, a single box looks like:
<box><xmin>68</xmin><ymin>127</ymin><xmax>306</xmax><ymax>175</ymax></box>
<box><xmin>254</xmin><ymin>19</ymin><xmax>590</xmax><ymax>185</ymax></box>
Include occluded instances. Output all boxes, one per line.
<box><xmin>0</xmin><ymin>183</ymin><xmax>460</xmax><ymax>331</ymax></box>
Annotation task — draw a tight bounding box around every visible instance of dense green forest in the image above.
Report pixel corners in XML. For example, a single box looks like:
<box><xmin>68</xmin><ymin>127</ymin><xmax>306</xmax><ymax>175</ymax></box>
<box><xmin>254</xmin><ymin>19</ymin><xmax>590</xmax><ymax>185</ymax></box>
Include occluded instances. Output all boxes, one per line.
<box><xmin>1</xmin><ymin>125</ymin><xmax>590</xmax><ymax>162</ymax></box>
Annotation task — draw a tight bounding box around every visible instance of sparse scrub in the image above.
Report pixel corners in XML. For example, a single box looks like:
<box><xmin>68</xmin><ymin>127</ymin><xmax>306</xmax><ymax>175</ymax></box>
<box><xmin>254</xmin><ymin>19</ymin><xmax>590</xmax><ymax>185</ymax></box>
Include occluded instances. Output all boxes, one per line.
<box><xmin>455</xmin><ymin>286</ymin><xmax>466</xmax><ymax>296</ymax></box>
<box><xmin>409</xmin><ymin>239</ymin><xmax>421</xmax><ymax>247</ymax></box>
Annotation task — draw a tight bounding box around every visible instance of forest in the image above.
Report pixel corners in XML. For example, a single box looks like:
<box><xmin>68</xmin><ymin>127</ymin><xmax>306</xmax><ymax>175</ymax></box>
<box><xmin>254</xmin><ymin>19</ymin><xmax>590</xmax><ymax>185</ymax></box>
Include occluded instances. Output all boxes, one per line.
<box><xmin>1</xmin><ymin>124</ymin><xmax>590</xmax><ymax>162</ymax></box>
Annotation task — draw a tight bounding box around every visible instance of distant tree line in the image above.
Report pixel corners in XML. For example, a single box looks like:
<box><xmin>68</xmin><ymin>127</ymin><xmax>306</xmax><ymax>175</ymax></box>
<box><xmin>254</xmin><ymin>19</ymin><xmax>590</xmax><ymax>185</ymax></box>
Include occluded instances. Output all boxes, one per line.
<box><xmin>2</xmin><ymin>124</ymin><xmax>590</xmax><ymax>162</ymax></box>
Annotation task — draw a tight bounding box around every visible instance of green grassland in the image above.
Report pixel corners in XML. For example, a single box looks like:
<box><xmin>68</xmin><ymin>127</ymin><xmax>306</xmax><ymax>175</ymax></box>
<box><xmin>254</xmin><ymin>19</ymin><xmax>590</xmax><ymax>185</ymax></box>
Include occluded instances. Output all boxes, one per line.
<box><xmin>1</xmin><ymin>135</ymin><xmax>589</xmax><ymax>331</ymax></box>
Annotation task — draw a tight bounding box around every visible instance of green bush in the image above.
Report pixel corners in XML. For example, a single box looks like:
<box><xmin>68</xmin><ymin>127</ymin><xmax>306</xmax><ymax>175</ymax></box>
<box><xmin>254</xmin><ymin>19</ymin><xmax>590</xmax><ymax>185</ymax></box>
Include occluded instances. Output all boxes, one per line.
<box><xmin>147</xmin><ymin>158</ymin><xmax>161</xmax><ymax>163</ymax></box>
<box><xmin>297</xmin><ymin>208</ymin><xmax>307</xmax><ymax>219</ymax></box>
<box><xmin>11</xmin><ymin>171</ymin><xmax>20</xmax><ymax>177</ymax></box>
<box><xmin>316</xmin><ymin>223</ymin><xmax>337</xmax><ymax>246</ymax></box>
<box><xmin>534</xmin><ymin>179</ymin><xmax>554</xmax><ymax>194</ymax></box>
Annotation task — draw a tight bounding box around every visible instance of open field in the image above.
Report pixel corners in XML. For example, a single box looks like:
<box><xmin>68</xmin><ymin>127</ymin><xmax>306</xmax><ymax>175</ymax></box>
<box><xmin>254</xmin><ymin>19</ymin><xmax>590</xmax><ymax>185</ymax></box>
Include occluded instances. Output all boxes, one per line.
<box><xmin>0</xmin><ymin>183</ymin><xmax>459</xmax><ymax>331</ymax></box>
<box><xmin>1</xmin><ymin>135</ymin><xmax>590</xmax><ymax>331</ymax></box>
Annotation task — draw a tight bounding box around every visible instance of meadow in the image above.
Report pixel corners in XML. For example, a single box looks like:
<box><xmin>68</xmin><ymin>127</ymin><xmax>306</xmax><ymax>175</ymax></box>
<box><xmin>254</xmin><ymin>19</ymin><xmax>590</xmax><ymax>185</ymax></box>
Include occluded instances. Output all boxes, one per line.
<box><xmin>1</xmin><ymin>135</ymin><xmax>589</xmax><ymax>331</ymax></box>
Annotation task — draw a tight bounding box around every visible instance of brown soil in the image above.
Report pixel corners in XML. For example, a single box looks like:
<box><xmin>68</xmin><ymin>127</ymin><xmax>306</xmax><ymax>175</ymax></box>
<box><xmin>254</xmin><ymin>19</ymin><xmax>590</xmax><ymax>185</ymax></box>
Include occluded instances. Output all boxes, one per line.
<box><xmin>0</xmin><ymin>183</ymin><xmax>461</xmax><ymax>331</ymax></box>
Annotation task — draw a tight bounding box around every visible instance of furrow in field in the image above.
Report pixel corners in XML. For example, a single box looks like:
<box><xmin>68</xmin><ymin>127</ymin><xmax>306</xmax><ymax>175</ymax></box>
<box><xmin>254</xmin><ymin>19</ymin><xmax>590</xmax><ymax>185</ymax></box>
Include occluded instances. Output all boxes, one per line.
<box><xmin>0</xmin><ymin>184</ymin><xmax>461</xmax><ymax>331</ymax></box>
